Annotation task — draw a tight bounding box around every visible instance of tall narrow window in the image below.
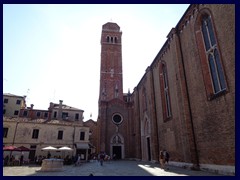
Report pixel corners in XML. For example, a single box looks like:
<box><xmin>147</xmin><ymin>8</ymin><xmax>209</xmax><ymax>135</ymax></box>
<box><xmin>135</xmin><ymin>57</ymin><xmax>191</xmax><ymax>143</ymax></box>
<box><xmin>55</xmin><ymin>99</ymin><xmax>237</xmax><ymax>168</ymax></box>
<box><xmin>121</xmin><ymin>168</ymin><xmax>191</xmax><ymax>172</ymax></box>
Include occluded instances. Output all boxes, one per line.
<box><xmin>159</xmin><ymin>62</ymin><xmax>172</xmax><ymax>121</ymax></box>
<box><xmin>3</xmin><ymin>128</ymin><xmax>8</xmax><ymax>138</ymax></box>
<box><xmin>32</xmin><ymin>129</ymin><xmax>39</xmax><ymax>139</ymax></box>
<box><xmin>80</xmin><ymin>131</ymin><xmax>85</xmax><ymax>140</ymax></box>
<box><xmin>202</xmin><ymin>15</ymin><xmax>226</xmax><ymax>94</ymax></box>
<box><xmin>36</xmin><ymin>112</ymin><xmax>41</xmax><ymax>117</ymax></box>
<box><xmin>75</xmin><ymin>113</ymin><xmax>79</xmax><ymax>120</ymax></box>
<box><xmin>142</xmin><ymin>87</ymin><xmax>147</xmax><ymax>111</ymax></box>
<box><xmin>57</xmin><ymin>130</ymin><xmax>63</xmax><ymax>140</ymax></box>
<box><xmin>54</xmin><ymin>111</ymin><xmax>57</xmax><ymax>118</ymax></box>
<box><xmin>23</xmin><ymin>110</ymin><xmax>28</xmax><ymax>117</ymax></box>
<box><xmin>44</xmin><ymin>112</ymin><xmax>48</xmax><ymax>118</ymax></box>
<box><xmin>163</xmin><ymin>65</ymin><xmax>171</xmax><ymax>118</ymax></box>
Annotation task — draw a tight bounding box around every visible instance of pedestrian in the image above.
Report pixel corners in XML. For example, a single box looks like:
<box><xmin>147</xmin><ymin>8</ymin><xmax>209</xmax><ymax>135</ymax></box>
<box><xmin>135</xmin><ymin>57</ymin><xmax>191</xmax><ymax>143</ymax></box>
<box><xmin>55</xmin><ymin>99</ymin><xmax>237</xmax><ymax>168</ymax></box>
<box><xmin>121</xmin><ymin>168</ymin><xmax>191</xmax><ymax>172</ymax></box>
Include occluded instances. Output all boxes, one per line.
<box><xmin>75</xmin><ymin>154</ymin><xmax>81</xmax><ymax>166</ymax></box>
<box><xmin>20</xmin><ymin>154</ymin><xmax>24</xmax><ymax>166</ymax></box>
<box><xmin>4</xmin><ymin>155</ymin><xmax>9</xmax><ymax>166</ymax></box>
<box><xmin>113</xmin><ymin>154</ymin><xmax>116</xmax><ymax>160</ymax></box>
<box><xmin>164</xmin><ymin>150</ymin><xmax>170</xmax><ymax>164</ymax></box>
<box><xmin>100</xmin><ymin>152</ymin><xmax>105</xmax><ymax>166</ymax></box>
<box><xmin>47</xmin><ymin>151</ymin><xmax>51</xmax><ymax>159</ymax></box>
<box><xmin>159</xmin><ymin>150</ymin><xmax>166</xmax><ymax>170</ymax></box>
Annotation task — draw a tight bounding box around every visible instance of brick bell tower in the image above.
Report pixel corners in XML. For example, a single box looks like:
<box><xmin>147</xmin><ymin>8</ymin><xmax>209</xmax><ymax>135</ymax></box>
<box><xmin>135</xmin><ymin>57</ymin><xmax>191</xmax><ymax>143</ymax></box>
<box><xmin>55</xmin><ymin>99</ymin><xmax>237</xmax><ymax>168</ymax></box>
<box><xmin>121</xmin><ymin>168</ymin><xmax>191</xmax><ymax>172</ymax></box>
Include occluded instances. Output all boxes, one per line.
<box><xmin>98</xmin><ymin>22</ymin><xmax>131</xmax><ymax>159</ymax></box>
<box><xmin>99</xmin><ymin>22</ymin><xmax>123</xmax><ymax>101</ymax></box>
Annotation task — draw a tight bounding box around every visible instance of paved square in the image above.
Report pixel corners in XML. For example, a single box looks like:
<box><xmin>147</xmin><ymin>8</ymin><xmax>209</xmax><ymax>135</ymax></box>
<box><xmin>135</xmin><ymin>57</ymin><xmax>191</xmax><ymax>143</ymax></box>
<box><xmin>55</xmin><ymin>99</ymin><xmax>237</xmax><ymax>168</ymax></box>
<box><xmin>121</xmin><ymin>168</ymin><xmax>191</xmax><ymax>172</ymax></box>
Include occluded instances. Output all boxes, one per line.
<box><xmin>3</xmin><ymin>160</ymin><xmax>221</xmax><ymax>176</ymax></box>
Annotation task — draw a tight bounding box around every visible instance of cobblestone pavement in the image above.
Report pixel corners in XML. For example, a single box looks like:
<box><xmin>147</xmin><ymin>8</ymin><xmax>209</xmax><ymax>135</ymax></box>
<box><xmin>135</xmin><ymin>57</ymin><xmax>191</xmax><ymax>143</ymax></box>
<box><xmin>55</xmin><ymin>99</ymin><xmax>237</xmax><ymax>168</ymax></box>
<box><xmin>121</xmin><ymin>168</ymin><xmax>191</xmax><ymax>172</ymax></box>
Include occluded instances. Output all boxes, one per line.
<box><xmin>3</xmin><ymin>160</ymin><xmax>222</xmax><ymax>176</ymax></box>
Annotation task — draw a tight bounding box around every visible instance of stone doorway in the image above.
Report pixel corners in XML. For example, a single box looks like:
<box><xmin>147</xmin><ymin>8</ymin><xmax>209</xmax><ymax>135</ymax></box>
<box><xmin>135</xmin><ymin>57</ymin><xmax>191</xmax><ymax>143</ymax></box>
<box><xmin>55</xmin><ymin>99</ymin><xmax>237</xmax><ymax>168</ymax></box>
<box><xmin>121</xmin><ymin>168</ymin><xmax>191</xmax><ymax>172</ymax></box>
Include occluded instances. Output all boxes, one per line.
<box><xmin>112</xmin><ymin>146</ymin><xmax>122</xmax><ymax>159</ymax></box>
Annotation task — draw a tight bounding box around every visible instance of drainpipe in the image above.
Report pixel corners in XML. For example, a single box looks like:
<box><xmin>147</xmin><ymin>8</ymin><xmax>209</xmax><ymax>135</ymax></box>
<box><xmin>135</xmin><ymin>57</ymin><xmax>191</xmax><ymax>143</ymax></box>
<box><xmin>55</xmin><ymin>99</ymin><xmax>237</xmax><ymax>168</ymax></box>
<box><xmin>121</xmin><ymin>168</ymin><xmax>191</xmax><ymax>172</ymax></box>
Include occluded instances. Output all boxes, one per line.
<box><xmin>11</xmin><ymin>120</ymin><xmax>19</xmax><ymax>157</ymax></box>
<box><xmin>73</xmin><ymin>125</ymin><xmax>76</xmax><ymax>157</ymax></box>
<box><xmin>12</xmin><ymin>121</ymin><xmax>19</xmax><ymax>146</ymax></box>
<box><xmin>176</xmin><ymin>29</ymin><xmax>200</xmax><ymax>169</ymax></box>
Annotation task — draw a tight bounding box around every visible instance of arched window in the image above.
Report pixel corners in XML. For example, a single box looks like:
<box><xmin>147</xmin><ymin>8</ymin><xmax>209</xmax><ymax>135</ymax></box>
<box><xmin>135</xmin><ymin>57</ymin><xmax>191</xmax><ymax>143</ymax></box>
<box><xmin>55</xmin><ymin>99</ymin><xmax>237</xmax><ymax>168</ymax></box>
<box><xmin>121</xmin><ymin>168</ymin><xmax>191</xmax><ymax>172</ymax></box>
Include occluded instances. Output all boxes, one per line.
<box><xmin>111</xmin><ymin>37</ymin><xmax>113</xmax><ymax>43</ymax></box>
<box><xmin>114</xmin><ymin>37</ymin><xmax>118</xmax><ymax>43</ymax></box>
<box><xmin>195</xmin><ymin>11</ymin><xmax>227</xmax><ymax>99</ymax></box>
<box><xmin>106</xmin><ymin>36</ymin><xmax>110</xmax><ymax>43</ymax></box>
<box><xmin>202</xmin><ymin>16</ymin><xmax>226</xmax><ymax>93</ymax></box>
<box><xmin>159</xmin><ymin>62</ymin><xmax>171</xmax><ymax>121</ymax></box>
<box><xmin>142</xmin><ymin>87</ymin><xmax>147</xmax><ymax>111</ymax></box>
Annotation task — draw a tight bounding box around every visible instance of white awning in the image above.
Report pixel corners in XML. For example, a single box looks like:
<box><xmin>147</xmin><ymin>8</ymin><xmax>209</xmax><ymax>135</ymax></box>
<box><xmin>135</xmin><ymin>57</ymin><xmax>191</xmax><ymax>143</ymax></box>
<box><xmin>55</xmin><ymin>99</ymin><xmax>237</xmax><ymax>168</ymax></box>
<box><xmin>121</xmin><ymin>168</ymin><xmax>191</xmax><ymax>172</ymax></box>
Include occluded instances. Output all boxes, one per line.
<box><xmin>75</xmin><ymin>143</ymin><xmax>89</xmax><ymax>149</ymax></box>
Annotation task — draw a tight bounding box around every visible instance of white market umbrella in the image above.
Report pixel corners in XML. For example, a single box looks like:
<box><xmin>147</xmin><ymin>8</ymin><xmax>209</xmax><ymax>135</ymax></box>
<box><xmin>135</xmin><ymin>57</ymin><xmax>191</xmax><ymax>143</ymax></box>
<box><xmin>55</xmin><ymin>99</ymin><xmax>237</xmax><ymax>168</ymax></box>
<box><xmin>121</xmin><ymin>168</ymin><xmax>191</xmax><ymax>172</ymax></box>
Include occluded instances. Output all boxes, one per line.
<box><xmin>42</xmin><ymin>146</ymin><xmax>57</xmax><ymax>151</ymax></box>
<box><xmin>58</xmin><ymin>146</ymin><xmax>73</xmax><ymax>159</ymax></box>
<box><xmin>58</xmin><ymin>146</ymin><xmax>73</xmax><ymax>151</ymax></box>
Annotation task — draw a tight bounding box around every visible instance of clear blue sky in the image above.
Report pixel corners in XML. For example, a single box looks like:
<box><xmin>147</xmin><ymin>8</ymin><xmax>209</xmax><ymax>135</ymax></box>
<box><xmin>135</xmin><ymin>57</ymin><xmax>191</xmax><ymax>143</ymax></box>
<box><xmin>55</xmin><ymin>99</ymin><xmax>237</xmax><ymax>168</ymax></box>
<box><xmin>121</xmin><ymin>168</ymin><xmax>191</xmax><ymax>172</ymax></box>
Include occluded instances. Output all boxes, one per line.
<box><xmin>3</xmin><ymin>4</ymin><xmax>189</xmax><ymax>121</ymax></box>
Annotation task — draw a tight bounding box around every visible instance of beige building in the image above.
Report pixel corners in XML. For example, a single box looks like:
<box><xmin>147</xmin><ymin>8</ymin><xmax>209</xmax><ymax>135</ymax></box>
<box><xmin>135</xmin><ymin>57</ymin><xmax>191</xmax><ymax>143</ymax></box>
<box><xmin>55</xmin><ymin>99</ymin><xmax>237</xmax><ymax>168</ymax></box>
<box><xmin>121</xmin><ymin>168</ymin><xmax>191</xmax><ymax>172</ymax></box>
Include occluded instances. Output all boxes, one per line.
<box><xmin>49</xmin><ymin>100</ymin><xmax>84</xmax><ymax>123</ymax></box>
<box><xmin>3</xmin><ymin>117</ymin><xmax>91</xmax><ymax>162</ymax></box>
<box><xmin>3</xmin><ymin>93</ymin><xmax>26</xmax><ymax>118</ymax></box>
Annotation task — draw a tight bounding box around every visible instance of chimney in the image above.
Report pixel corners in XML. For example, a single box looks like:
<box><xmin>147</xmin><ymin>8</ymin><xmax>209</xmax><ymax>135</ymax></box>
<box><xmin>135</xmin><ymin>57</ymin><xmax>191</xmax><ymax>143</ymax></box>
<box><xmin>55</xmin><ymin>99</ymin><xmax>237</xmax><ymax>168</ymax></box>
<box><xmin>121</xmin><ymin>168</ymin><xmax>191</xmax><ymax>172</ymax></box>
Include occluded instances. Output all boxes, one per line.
<box><xmin>48</xmin><ymin>102</ymin><xmax>54</xmax><ymax>120</ymax></box>
<box><xmin>58</xmin><ymin>100</ymin><xmax>63</xmax><ymax>120</ymax></box>
<box><xmin>30</xmin><ymin>104</ymin><xmax>34</xmax><ymax>120</ymax></box>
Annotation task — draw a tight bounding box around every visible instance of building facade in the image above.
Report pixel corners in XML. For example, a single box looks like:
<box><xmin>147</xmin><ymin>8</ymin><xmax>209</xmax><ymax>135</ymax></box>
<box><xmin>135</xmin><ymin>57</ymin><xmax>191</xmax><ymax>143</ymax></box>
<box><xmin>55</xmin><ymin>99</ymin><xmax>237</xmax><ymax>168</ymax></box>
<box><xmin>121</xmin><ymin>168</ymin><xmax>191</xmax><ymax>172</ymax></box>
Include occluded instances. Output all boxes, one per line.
<box><xmin>3</xmin><ymin>117</ymin><xmax>90</xmax><ymax>162</ymax></box>
<box><xmin>97</xmin><ymin>4</ymin><xmax>235</xmax><ymax>175</ymax></box>
<box><xmin>3</xmin><ymin>93</ymin><xmax>26</xmax><ymax>118</ymax></box>
<box><xmin>3</xmin><ymin>99</ymin><xmax>88</xmax><ymax>162</ymax></box>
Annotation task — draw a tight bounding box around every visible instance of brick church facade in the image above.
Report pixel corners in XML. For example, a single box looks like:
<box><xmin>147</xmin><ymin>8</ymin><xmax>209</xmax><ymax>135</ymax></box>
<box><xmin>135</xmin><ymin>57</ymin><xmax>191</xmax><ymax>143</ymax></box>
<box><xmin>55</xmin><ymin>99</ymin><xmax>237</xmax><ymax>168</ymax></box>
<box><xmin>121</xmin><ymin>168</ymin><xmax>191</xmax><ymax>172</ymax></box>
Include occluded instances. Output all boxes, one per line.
<box><xmin>96</xmin><ymin>4</ymin><xmax>234</xmax><ymax>174</ymax></box>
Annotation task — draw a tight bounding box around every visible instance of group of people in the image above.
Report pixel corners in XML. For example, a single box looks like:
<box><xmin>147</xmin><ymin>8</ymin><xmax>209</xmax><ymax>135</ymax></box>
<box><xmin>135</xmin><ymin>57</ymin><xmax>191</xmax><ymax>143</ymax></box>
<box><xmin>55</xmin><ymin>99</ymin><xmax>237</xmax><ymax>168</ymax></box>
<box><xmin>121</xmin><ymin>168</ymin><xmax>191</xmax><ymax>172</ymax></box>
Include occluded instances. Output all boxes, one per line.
<box><xmin>3</xmin><ymin>154</ymin><xmax>24</xmax><ymax>166</ymax></box>
<box><xmin>159</xmin><ymin>150</ymin><xmax>170</xmax><ymax>170</ymax></box>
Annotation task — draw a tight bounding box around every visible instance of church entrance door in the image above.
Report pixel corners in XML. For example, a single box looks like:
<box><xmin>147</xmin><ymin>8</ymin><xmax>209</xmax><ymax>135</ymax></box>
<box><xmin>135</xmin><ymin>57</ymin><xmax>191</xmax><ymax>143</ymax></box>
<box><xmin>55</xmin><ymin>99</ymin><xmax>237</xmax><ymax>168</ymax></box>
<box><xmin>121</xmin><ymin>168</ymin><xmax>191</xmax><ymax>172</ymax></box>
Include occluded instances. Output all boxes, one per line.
<box><xmin>112</xmin><ymin>146</ymin><xmax>122</xmax><ymax>159</ymax></box>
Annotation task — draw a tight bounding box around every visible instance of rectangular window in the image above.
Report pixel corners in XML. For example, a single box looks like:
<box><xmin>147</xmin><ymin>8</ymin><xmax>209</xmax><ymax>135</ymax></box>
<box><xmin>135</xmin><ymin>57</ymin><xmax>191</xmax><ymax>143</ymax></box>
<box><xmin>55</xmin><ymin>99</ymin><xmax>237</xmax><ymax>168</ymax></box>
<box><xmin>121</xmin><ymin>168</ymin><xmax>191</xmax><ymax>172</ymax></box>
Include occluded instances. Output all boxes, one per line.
<box><xmin>54</xmin><ymin>111</ymin><xmax>57</xmax><ymax>118</ymax></box>
<box><xmin>62</xmin><ymin>112</ymin><xmax>68</xmax><ymax>119</ymax></box>
<box><xmin>75</xmin><ymin>113</ymin><xmax>79</xmax><ymax>120</ymax></box>
<box><xmin>57</xmin><ymin>130</ymin><xmax>63</xmax><ymax>140</ymax></box>
<box><xmin>32</xmin><ymin>129</ymin><xmax>39</xmax><ymax>139</ymax></box>
<box><xmin>3</xmin><ymin>109</ymin><xmax>6</xmax><ymax>115</ymax></box>
<box><xmin>14</xmin><ymin>110</ymin><xmax>19</xmax><ymax>115</ymax></box>
<box><xmin>4</xmin><ymin>99</ymin><xmax>8</xmax><ymax>103</ymax></box>
<box><xmin>44</xmin><ymin>112</ymin><xmax>48</xmax><ymax>118</ymax></box>
<box><xmin>16</xmin><ymin>100</ymin><xmax>21</xmax><ymax>105</ymax></box>
<box><xmin>3</xmin><ymin>128</ymin><xmax>8</xmax><ymax>138</ymax></box>
<box><xmin>23</xmin><ymin>110</ymin><xmax>28</xmax><ymax>116</ymax></box>
<box><xmin>80</xmin><ymin>131</ymin><xmax>85</xmax><ymax>140</ymax></box>
<box><xmin>36</xmin><ymin>112</ymin><xmax>41</xmax><ymax>117</ymax></box>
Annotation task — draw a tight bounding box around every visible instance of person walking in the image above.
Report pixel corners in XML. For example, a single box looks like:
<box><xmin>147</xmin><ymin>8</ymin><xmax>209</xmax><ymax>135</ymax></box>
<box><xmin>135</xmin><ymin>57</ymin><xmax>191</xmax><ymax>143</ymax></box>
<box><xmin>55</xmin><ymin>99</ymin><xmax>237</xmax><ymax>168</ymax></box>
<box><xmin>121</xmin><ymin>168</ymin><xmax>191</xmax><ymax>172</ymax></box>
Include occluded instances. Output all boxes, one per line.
<box><xmin>159</xmin><ymin>151</ymin><xmax>166</xmax><ymax>170</ymax></box>
<box><xmin>75</xmin><ymin>154</ymin><xmax>81</xmax><ymax>166</ymax></box>
<box><xmin>164</xmin><ymin>150</ymin><xmax>170</xmax><ymax>164</ymax></box>
<box><xmin>99</xmin><ymin>152</ymin><xmax>105</xmax><ymax>166</ymax></box>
